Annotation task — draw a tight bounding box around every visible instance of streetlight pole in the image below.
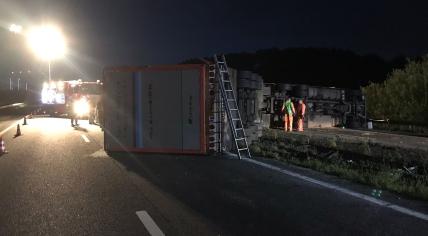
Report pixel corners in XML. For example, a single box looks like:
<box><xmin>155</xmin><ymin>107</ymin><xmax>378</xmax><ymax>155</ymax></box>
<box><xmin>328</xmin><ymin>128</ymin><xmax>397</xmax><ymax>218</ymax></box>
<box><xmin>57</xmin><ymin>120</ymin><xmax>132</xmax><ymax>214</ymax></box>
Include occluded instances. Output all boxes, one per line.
<box><xmin>10</xmin><ymin>23</ymin><xmax>66</xmax><ymax>84</ymax></box>
<box><xmin>48</xmin><ymin>60</ymin><xmax>51</xmax><ymax>82</ymax></box>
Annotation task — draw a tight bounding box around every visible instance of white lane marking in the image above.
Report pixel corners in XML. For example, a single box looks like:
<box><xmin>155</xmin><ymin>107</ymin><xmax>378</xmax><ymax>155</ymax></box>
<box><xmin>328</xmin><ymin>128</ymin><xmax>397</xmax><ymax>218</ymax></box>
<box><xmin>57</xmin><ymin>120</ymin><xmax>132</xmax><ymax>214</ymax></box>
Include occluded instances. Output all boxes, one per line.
<box><xmin>242</xmin><ymin>157</ymin><xmax>428</xmax><ymax>222</ymax></box>
<box><xmin>0</xmin><ymin>120</ymin><xmax>21</xmax><ymax>137</ymax></box>
<box><xmin>81</xmin><ymin>134</ymin><xmax>90</xmax><ymax>143</ymax></box>
<box><xmin>136</xmin><ymin>211</ymin><xmax>165</xmax><ymax>236</ymax></box>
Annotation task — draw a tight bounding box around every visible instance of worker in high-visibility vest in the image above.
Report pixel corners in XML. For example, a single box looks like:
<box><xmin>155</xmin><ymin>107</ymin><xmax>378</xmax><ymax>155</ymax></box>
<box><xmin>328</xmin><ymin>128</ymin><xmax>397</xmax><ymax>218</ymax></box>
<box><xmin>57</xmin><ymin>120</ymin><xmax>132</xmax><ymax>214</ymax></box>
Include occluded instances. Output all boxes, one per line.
<box><xmin>68</xmin><ymin>93</ymin><xmax>81</xmax><ymax>127</ymax></box>
<box><xmin>281</xmin><ymin>97</ymin><xmax>295</xmax><ymax>132</ymax></box>
<box><xmin>297</xmin><ymin>99</ymin><xmax>306</xmax><ymax>131</ymax></box>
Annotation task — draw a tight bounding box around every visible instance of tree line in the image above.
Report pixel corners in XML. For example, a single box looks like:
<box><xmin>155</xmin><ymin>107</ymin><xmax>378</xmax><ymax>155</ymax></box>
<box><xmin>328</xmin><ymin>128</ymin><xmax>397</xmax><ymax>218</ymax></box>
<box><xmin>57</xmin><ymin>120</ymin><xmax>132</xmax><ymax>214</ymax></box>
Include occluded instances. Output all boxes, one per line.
<box><xmin>363</xmin><ymin>56</ymin><xmax>428</xmax><ymax>126</ymax></box>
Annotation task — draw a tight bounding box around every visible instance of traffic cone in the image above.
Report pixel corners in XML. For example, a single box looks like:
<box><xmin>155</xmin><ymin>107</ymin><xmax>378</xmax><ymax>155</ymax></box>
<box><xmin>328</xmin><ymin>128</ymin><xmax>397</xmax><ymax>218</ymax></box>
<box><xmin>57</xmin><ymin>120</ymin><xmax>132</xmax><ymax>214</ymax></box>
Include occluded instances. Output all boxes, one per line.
<box><xmin>23</xmin><ymin>116</ymin><xmax>27</xmax><ymax>125</ymax></box>
<box><xmin>0</xmin><ymin>137</ymin><xmax>7</xmax><ymax>155</ymax></box>
<box><xmin>15</xmin><ymin>124</ymin><xmax>21</xmax><ymax>137</ymax></box>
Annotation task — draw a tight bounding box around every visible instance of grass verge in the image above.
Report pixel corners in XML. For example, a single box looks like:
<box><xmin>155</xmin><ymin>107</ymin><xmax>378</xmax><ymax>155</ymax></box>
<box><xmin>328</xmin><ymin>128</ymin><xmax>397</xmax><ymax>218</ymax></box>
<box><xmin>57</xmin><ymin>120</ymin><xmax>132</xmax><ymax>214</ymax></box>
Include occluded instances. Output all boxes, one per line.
<box><xmin>250</xmin><ymin>133</ymin><xmax>428</xmax><ymax>201</ymax></box>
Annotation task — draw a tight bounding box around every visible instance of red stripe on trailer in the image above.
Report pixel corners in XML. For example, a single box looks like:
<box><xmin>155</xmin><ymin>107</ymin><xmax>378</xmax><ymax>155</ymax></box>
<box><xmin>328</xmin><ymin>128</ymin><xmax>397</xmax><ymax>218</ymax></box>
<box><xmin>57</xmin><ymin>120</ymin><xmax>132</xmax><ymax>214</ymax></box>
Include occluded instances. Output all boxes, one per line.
<box><xmin>199</xmin><ymin>64</ymin><xmax>207</xmax><ymax>154</ymax></box>
<box><xmin>104</xmin><ymin>64</ymin><xmax>206</xmax><ymax>73</ymax></box>
<box><xmin>107</xmin><ymin>147</ymin><xmax>205</xmax><ymax>155</ymax></box>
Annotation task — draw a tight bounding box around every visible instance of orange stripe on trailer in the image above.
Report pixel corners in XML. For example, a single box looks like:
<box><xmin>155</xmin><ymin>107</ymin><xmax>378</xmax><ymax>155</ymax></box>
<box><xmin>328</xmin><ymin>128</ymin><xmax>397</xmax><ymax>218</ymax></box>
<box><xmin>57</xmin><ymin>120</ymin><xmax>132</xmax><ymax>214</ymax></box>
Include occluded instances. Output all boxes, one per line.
<box><xmin>107</xmin><ymin>147</ymin><xmax>205</xmax><ymax>155</ymax></box>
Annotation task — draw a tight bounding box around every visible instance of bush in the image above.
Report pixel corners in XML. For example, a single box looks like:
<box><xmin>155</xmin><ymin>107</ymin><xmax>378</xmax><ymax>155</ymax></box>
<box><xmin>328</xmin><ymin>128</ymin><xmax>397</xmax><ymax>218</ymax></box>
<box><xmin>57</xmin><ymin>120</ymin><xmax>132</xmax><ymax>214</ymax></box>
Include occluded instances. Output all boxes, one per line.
<box><xmin>363</xmin><ymin>56</ymin><xmax>428</xmax><ymax>126</ymax></box>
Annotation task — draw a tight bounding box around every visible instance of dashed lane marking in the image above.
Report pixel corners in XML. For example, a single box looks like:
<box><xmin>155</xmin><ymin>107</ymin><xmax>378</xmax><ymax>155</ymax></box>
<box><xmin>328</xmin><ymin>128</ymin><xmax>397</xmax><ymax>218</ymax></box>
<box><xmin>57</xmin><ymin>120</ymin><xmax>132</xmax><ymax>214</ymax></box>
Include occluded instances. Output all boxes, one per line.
<box><xmin>81</xmin><ymin>134</ymin><xmax>90</xmax><ymax>143</ymax></box>
<box><xmin>136</xmin><ymin>211</ymin><xmax>165</xmax><ymax>236</ymax></box>
<box><xmin>242</xmin><ymin>157</ymin><xmax>428</xmax><ymax>222</ymax></box>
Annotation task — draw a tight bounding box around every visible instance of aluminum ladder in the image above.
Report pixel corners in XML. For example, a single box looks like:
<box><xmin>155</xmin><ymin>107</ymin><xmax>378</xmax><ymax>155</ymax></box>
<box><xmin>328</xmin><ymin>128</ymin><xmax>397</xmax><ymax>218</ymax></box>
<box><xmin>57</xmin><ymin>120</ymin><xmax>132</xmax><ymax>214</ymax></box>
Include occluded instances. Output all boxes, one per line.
<box><xmin>213</xmin><ymin>54</ymin><xmax>251</xmax><ymax>159</ymax></box>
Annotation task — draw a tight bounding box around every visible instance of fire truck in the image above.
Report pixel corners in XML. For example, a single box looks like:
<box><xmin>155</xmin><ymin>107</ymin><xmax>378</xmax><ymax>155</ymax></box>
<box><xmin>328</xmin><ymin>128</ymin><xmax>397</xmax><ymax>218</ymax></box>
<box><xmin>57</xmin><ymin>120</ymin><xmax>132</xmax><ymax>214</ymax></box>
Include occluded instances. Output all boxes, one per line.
<box><xmin>40</xmin><ymin>80</ymin><xmax>102</xmax><ymax>124</ymax></box>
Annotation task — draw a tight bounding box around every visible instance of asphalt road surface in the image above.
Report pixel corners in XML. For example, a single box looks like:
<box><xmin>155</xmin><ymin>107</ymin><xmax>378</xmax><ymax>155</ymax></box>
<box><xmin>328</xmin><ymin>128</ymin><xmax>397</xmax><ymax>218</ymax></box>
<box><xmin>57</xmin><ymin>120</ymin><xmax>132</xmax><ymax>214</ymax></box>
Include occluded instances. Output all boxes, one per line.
<box><xmin>0</xmin><ymin>115</ymin><xmax>428</xmax><ymax>235</ymax></box>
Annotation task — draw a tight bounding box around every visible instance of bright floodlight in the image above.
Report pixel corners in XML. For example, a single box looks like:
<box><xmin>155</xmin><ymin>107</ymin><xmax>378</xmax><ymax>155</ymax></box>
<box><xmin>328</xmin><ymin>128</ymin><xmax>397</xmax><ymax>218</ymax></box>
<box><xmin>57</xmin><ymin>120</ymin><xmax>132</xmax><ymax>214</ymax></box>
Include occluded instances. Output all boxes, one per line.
<box><xmin>27</xmin><ymin>25</ymin><xmax>66</xmax><ymax>61</ymax></box>
<box><xmin>73</xmin><ymin>98</ymin><xmax>90</xmax><ymax>116</ymax></box>
<box><xmin>9</xmin><ymin>24</ymin><xmax>22</xmax><ymax>33</ymax></box>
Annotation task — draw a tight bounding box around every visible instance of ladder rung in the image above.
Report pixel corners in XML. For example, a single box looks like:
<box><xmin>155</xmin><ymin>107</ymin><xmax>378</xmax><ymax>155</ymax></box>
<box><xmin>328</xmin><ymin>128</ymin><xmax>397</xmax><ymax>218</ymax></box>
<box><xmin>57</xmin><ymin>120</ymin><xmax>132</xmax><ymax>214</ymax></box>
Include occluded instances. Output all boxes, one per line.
<box><xmin>227</xmin><ymin>99</ymin><xmax>235</xmax><ymax>102</ymax></box>
<box><xmin>232</xmin><ymin>118</ymin><xmax>240</xmax><ymax>121</ymax></box>
<box><xmin>225</xmin><ymin>89</ymin><xmax>233</xmax><ymax>92</ymax></box>
<box><xmin>230</xmin><ymin>108</ymin><xmax>238</xmax><ymax>111</ymax></box>
<box><xmin>235</xmin><ymin>138</ymin><xmax>245</xmax><ymax>141</ymax></box>
<box><xmin>235</xmin><ymin>128</ymin><xmax>243</xmax><ymax>131</ymax></box>
<box><xmin>238</xmin><ymin>148</ymin><xmax>248</xmax><ymax>151</ymax></box>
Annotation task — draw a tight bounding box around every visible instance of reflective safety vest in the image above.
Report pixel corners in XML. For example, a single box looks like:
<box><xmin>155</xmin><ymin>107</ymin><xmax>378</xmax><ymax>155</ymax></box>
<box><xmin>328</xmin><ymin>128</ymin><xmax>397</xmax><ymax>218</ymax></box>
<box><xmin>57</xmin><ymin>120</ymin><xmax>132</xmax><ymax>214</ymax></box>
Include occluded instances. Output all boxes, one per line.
<box><xmin>297</xmin><ymin>103</ymin><xmax>306</xmax><ymax>116</ymax></box>
<box><xmin>283</xmin><ymin>100</ymin><xmax>295</xmax><ymax>115</ymax></box>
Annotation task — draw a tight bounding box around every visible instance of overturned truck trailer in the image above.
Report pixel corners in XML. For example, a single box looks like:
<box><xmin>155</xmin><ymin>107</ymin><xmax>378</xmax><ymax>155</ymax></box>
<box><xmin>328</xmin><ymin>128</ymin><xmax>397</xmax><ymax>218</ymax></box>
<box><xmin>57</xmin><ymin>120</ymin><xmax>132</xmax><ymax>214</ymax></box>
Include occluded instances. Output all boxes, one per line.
<box><xmin>103</xmin><ymin>64</ymin><xmax>208</xmax><ymax>154</ymax></box>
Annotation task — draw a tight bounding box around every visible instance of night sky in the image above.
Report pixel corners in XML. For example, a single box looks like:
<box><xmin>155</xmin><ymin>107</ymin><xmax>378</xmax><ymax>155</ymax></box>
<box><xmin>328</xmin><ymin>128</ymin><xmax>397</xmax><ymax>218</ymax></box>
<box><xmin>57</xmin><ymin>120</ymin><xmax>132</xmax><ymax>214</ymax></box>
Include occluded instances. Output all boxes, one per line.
<box><xmin>1</xmin><ymin>0</ymin><xmax>428</xmax><ymax>80</ymax></box>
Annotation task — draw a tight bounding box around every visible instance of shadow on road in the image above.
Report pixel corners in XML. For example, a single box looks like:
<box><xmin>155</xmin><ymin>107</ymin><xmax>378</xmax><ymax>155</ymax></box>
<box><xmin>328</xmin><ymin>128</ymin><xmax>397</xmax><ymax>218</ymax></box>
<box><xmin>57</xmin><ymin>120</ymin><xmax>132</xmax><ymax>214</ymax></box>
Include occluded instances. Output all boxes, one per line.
<box><xmin>73</xmin><ymin>126</ymin><xmax>88</xmax><ymax>132</ymax></box>
<box><xmin>108</xmin><ymin>152</ymin><xmax>295</xmax><ymax>236</ymax></box>
<box><xmin>106</xmin><ymin>150</ymin><xmax>428</xmax><ymax>235</ymax></box>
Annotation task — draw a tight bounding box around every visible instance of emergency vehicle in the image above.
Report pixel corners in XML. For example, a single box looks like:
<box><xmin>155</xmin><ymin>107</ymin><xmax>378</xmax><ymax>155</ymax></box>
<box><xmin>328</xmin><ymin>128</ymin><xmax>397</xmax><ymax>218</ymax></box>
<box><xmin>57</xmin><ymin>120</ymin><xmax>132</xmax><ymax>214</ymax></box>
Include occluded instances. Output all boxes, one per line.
<box><xmin>40</xmin><ymin>80</ymin><xmax>102</xmax><ymax>124</ymax></box>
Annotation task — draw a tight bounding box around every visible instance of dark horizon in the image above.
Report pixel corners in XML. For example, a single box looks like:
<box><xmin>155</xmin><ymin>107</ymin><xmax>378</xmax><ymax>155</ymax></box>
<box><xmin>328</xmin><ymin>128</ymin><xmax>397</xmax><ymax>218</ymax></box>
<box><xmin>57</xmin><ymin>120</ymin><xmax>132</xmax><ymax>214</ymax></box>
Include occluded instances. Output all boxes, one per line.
<box><xmin>1</xmin><ymin>0</ymin><xmax>428</xmax><ymax>82</ymax></box>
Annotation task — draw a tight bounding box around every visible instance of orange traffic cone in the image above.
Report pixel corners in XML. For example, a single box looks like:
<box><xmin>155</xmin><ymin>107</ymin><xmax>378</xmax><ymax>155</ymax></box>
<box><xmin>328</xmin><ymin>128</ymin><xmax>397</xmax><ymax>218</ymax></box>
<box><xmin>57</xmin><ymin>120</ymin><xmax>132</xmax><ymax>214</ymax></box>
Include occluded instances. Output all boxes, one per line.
<box><xmin>0</xmin><ymin>137</ymin><xmax>7</xmax><ymax>155</ymax></box>
<box><xmin>15</xmin><ymin>124</ymin><xmax>21</xmax><ymax>137</ymax></box>
<box><xmin>23</xmin><ymin>116</ymin><xmax>28</xmax><ymax>125</ymax></box>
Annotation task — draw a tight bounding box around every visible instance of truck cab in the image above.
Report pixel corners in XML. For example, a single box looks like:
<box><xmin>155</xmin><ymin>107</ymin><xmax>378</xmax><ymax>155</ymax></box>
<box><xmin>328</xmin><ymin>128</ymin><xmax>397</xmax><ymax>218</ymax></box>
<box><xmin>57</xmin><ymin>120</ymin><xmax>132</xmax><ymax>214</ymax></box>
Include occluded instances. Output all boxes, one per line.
<box><xmin>40</xmin><ymin>80</ymin><xmax>103</xmax><ymax>124</ymax></box>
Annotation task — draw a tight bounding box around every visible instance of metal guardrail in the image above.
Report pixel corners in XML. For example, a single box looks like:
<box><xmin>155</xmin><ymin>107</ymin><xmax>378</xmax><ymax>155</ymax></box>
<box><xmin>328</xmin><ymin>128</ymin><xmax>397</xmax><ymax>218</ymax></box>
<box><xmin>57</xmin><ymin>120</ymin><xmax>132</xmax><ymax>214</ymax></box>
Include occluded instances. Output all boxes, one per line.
<box><xmin>0</xmin><ymin>103</ymin><xmax>25</xmax><ymax>110</ymax></box>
